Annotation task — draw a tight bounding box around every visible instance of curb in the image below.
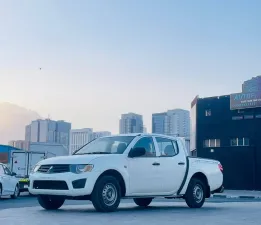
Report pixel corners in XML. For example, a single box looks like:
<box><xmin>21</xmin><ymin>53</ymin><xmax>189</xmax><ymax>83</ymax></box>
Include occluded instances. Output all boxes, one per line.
<box><xmin>212</xmin><ymin>194</ymin><xmax>261</xmax><ymax>199</ymax></box>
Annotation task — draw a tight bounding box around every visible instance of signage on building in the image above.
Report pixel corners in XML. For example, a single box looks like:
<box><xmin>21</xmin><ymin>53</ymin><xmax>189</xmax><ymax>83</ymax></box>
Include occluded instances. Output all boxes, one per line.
<box><xmin>230</xmin><ymin>76</ymin><xmax>261</xmax><ymax>110</ymax></box>
<box><xmin>230</xmin><ymin>91</ymin><xmax>261</xmax><ymax>110</ymax></box>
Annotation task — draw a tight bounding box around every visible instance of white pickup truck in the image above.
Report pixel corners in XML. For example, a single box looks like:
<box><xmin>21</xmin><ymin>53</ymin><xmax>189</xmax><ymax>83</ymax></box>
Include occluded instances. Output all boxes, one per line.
<box><xmin>29</xmin><ymin>133</ymin><xmax>224</xmax><ymax>212</ymax></box>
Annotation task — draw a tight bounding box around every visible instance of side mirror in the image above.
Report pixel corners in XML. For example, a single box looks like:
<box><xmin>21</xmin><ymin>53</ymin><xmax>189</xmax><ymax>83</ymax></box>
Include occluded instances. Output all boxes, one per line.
<box><xmin>129</xmin><ymin>147</ymin><xmax>146</xmax><ymax>158</ymax></box>
<box><xmin>11</xmin><ymin>172</ymin><xmax>17</xmax><ymax>176</ymax></box>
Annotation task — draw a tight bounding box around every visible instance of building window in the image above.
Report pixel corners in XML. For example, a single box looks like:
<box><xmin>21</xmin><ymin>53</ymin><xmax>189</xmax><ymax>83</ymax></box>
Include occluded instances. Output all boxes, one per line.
<box><xmin>244</xmin><ymin>138</ymin><xmax>250</xmax><ymax>146</ymax></box>
<box><xmin>238</xmin><ymin>138</ymin><xmax>243</xmax><ymax>146</ymax></box>
<box><xmin>232</xmin><ymin>116</ymin><xmax>243</xmax><ymax>120</ymax></box>
<box><xmin>205</xmin><ymin>109</ymin><xmax>211</xmax><ymax>116</ymax></box>
<box><xmin>203</xmin><ymin>139</ymin><xmax>220</xmax><ymax>148</ymax></box>
<box><xmin>230</xmin><ymin>138</ymin><xmax>250</xmax><ymax>146</ymax></box>
<box><xmin>244</xmin><ymin>115</ymin><xmax>254</xmax><ymax>119</ymax></box>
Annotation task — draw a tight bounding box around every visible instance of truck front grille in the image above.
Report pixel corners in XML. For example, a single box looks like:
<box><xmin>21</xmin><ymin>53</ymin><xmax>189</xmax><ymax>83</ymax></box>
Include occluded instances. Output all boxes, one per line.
<box><xmin>37</xmin><ymin>164</ymin><xmax>70</xmax><ymax>174</ymax></box>
<box><xmin>33</xmin><ymin>180</ymin><xmax>69</xmax><ymax>190</ymax></box>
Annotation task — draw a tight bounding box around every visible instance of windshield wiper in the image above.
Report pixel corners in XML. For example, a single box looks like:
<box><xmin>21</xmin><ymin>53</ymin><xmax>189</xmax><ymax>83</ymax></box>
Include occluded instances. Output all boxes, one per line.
<box><xmin>76</xmin><ymin>152</ymin><xmax>111</xmax><ymax>155</ymax></box>
<box><xmin>89</xmin><ymin>152</ymin><xmax>111</xmax><ymax>154</ymax></box>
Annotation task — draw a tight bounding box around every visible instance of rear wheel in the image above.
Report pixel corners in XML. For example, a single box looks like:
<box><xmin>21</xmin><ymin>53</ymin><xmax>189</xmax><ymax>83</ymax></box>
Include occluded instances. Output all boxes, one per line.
<box><xmin>11</xmin><ymin>185</ymin><xmax>20</xmax><ymax>199</ymax></box>
<box><xmin>37</xmin><ymin>195</ymin><xmax>65</xmax><ymax>210</ymax></box>
<box><xmin>91</xmin><ymin>176</ymin><xmax>121</xmax><ymax>212</ymax></box>
<box><xmin>133</xmin><ymin>198</ymin><xmax>153</xmax><ymax>207</ymax></box>
<box><xmin>185</xmin><ymin>178</ymin><xmax>206</xmax><ymax>208</ymax></box>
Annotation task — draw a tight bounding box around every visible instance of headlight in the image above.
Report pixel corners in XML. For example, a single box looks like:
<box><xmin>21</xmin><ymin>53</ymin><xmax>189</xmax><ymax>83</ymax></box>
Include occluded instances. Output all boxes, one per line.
<box><xmin>71</xmin><ymin>164</ymin><xmax>94</xmax><ymax>174</ymax></box>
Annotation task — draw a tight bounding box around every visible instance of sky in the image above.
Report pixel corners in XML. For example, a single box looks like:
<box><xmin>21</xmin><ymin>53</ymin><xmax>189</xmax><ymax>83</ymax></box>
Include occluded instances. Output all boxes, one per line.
<box><xmin>0</xmin><ymin>0</ymin><xmax>261</xmax><ymax>134</ymax></box>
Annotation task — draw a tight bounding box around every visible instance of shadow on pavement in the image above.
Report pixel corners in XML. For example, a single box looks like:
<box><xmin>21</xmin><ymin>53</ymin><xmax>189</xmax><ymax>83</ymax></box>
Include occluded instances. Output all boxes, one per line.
<box><xmin>37</xmin><ymin>204</ymin><xmax>225</xmax><ymax>215</ymax></box>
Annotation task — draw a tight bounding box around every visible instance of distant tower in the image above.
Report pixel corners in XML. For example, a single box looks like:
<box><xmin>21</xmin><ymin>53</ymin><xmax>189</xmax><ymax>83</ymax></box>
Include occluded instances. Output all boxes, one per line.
<box><xmin>119</xmin><ymin>113</ymin><xmax>144</xmax><ymax>134</ymax></box>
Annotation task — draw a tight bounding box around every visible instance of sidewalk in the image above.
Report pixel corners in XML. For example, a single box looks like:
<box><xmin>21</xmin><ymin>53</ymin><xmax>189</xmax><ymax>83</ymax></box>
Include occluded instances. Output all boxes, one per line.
<box><xmin>212</xmin><ymin>190</ymin><xmax>261</xmax><ymax>199</ymax></box>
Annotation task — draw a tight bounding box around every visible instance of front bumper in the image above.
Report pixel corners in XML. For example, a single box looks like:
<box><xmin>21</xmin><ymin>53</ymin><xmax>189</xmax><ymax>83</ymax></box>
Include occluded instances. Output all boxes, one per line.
<box><xmin>19</xmin><ymin>179</ymin><xmax>30</xmax><ymax>192</ymax></box>
<box><xmin>28</xmin><ymin>171</ymin><xmax>100</xmax><ymax>196</ymax></box>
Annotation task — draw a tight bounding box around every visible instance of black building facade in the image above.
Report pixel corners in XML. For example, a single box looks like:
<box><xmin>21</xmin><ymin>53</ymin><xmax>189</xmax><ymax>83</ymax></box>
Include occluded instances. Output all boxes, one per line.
<box><xmin>191</xmin><ymin>76</ymin><xmax>261</xmax><ymax>190</ymax></box>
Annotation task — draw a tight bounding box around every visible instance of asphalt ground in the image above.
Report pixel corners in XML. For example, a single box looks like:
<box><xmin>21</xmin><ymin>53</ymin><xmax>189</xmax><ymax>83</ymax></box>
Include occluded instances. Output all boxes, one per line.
<box><xmin>1</xmin><ymin>194</ymin><xmax>261</xmax><ymax>225</ymax></box>
<box><xmin>1</xmin><ymin>193</ymin><xmax>261</xmax><ymax>209</ymax></box>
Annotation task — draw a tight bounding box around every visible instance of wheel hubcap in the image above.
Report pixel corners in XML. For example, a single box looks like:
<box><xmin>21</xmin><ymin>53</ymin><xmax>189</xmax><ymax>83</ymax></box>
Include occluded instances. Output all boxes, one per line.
<box><xmin>193</xmin><ymin>184</ymin><xmax>203</xmax><ymax>203</ymax></box>
<box><xmin>102</xmin><ymin>183</ymin><xmax>117</xmax><ymax>206</ymax></box>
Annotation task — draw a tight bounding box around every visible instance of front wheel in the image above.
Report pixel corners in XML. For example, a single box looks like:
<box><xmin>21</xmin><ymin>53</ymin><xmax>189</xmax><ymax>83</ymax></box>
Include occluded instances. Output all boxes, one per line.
<box><xmin>11</xmin><ymin>185</ymin><xmax>20</xmax><ymax>199</ymax></box>
<box><xmin>184</xmin><ymin>178</ymin><xmax>206</xmax><ymax>208</ymax></box>
<box><xmin>91</xmin><ymin>176</ymin><xmax>121</xmax><ymax>212</ymax></box>
<box><xmin>37</xmin><ymin>195</ymin><xmax>65</xmax><ymax>210</ymax></box>
<box><xmin>133</xmin><ymin>198</ymin><xmax>153</xmax><ymax>207</ymax></box>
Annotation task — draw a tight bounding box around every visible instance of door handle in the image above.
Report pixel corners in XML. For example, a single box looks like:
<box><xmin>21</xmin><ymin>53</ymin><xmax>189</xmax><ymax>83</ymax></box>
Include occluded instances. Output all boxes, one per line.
<box><xmin>152</xmin><ymin>162</ymin><xmax>160</xmax><ymax>166</ymax></box>
<box><xmin>178</xmin><ymin>162</ymin><xmax>185</xmax><ymax>165</ymax></box>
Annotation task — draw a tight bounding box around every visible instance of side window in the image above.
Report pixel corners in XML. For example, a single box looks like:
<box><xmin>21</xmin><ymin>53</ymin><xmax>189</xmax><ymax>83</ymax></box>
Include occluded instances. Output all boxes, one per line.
<box><xmin>156</xmin><ymin>137</ymin><xmax>178</xmax><ymax>157</ymax></box>
<box><xmin>3</xmin><ymin>165</ymin><xmax>11</xmax><ymax>176</ymax></box>
<box><xmin>0</xmin><ymin>165</ymin><xmax>4</xmax><ymax>175</ymax></box>
<box><xmin>111</xmin><ymin>141</ymin><xmax>128</xmax><ymax>154</ymax></box>
<box><xmin>133</xmin><ymin>137</ymin><xmax>156</xmax><ymax>157</ymax></box>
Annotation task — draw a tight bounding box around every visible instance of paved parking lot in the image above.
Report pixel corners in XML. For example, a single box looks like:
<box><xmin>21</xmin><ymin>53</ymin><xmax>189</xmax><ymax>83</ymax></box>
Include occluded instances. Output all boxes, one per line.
<box><xmin>1</xmin><ymin>195</ymin><xmax>261</xmax><ymax>225</ymax></box>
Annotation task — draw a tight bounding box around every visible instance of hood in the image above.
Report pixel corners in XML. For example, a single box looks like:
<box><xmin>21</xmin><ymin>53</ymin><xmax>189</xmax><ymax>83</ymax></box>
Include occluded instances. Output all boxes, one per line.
<box><xmin>38</xmin><ymin>155</ymin><xmax>103</xmax><ymax>165</ymax></box>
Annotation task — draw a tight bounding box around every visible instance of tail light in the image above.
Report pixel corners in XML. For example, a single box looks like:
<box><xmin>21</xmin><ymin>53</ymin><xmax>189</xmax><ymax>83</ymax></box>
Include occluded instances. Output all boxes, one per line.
<box><xmin>218</xmin><ymin>163</ymin><xmax>223</xmax><ymax>172</ymax></box>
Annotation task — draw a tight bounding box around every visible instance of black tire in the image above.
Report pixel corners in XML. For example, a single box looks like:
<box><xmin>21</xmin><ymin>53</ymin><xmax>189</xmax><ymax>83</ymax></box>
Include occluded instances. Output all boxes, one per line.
<box><xmin>185</xmin><ymin>178</ymin><xmax>206</xmax><ymax>208</ymax></box>
<box><xmin>133</xmin><ymin>198</ymin><xmax>153</xmax><ymax>207</ymax></box>
<box><xmin>0</xmin><ymin>184</ymin><xmax>2</xmax><ymax>198</ymax></box>
<box><xmin>11</xmin><ymin>185</ymin><xmax>20</xmax><ymax>199</ymax></box>
<box><xmin>37</xmin><ymin>195</ymin><xmax>65</xmax><ymax>210</ymax></box>
<box><xmin>91</xmin><ymin>175</ymin><xmax>121</xmax><ymax>212</ymax></box>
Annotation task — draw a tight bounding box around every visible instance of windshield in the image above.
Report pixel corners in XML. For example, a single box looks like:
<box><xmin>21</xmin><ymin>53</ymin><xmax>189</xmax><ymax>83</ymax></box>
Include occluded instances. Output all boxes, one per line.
<box><xmin>74</xmin><ymin>136</ymin><xmax>135</xmax><ymax>155</ymax></box>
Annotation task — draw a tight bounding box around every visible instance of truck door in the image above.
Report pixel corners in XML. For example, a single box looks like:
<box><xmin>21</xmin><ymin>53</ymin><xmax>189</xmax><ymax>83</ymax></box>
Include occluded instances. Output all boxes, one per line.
<box><xmin>154</xmin><ymin>137</ymin><xmax>187</xmax><ymax>194</ymax></box>
<box><xmin>2</xmin><ymin>164</ymin><xmax>17</xmax><ymax>192</ymax></box>
<box><xmin>0</xmin><ymin>164</ymin><xmax>11</xmax><ymax>194</ymax></box>
<box><xmin>128</xmin><ymin>136</ymin><xmax>162</xmax><ymax>195</ymax></box>
<box><xmin>11</xmin><ymin>151</ymin><xmax>28</xmax><ymax>178</ymax></box>
<box><xmin>28</xmin><ymin>152</ymin><xmax>45</xmax><ymax>174</ymax></box>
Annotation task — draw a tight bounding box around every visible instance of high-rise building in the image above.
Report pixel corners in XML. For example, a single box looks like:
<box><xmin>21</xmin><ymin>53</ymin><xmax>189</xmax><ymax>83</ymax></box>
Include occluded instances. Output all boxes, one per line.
<box><xmin>25</xmin><ymin>125</ymin><xmax>31</xmax><ymax>143</ymax></box>
<box><xmin>56</xmin><ymin>120</ymin><xmax>71</xmax><ymax>147</ymax></box>
<box><xmin>152</xmin><ymin>112</ymin><xmax>167</xmax><ymax>134</ymax></box>
<box><xmin>119</xmin><ymin>113</ymin><xmax>144</xmax><ymax>134</ymax></box>
<box><xmin>30</xmin><ymin>120</ymin><xmax>40</xmax><ymax>142</ymax></box>
<box><xmin>69</xmin><ymin>128</ymin><xmax>93</xmax><ymax>154</ymax></box>
<box><xmin>152</xmin><ymin>109</ymin><xmax>190</xmax><ymax>137</ymax></box>
<box><xmin>8</xmin><ymin>140</ymin><xmax>29</xmax><ymax>150</ymax></box>
<box><xmin>242</xmin><ymin>75</ymin><xmax>261</xmax><ymax>92</ymax></box>
<box><xmin>25</xmin><ymin>119</ymin><xmax>71</xmax><ymax>148</ymax></box>
<box><xmin>39</xmin><ymin>119</ymin><xmax>56</xmax><ymax>142</ymax></box>
<box><xmin>164</xmin><ymin>109</ymin><xmax>190</xmax><ymax>137</ymax></box>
